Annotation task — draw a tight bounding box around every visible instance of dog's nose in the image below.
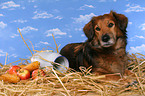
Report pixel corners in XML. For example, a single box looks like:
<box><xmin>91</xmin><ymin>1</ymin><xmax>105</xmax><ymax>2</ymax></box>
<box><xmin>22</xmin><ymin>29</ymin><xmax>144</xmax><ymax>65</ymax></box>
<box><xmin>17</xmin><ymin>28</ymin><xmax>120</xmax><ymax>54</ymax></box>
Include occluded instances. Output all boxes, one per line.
<box><xmin>102</xmin><ymin>34</ymin><xmax>110</xmax><ymax>42</ymax></box>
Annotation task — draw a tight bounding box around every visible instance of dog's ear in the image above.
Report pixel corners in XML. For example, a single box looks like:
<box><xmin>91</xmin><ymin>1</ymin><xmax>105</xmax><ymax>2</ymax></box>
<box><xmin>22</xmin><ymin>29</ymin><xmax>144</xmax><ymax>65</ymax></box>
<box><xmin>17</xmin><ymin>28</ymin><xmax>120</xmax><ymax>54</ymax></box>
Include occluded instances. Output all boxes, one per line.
<box><xmin>110</xmin><ymin>11</ymin><xmax>128</xmax><ymax>32</ymax></box>
<box><xmin>83</xmin><ymin>19</ymin><xmax>94</xmax><ymax>41</ymax></box>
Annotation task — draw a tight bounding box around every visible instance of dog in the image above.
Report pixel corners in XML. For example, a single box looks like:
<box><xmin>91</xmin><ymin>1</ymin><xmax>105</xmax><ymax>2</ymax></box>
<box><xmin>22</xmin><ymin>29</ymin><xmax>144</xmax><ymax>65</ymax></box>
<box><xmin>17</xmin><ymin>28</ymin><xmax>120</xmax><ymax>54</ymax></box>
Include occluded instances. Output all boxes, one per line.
<box><xmin>60</xmin><ymin>11</ymin><xmax>129</xmax><ymax>76</ymax></box>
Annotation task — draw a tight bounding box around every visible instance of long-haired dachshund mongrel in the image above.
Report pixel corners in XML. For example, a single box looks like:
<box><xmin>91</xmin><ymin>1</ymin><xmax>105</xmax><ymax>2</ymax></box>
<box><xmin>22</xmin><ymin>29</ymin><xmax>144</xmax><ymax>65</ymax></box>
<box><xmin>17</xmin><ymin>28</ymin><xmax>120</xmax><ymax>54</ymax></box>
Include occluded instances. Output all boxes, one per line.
<box><xmin>60</xmin><ymin>11</ymin><xmax>128</xmax><ymax>76</ymax></box>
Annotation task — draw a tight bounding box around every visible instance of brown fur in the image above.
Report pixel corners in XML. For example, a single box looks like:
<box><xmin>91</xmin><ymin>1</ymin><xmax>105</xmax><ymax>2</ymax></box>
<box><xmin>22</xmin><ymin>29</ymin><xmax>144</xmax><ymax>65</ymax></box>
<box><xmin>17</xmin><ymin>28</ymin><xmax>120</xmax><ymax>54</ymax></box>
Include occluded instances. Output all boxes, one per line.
<box><xmin>60</xmin><ymin>11</ymin><xmax>128</xmax><ymax>76</ymax></box>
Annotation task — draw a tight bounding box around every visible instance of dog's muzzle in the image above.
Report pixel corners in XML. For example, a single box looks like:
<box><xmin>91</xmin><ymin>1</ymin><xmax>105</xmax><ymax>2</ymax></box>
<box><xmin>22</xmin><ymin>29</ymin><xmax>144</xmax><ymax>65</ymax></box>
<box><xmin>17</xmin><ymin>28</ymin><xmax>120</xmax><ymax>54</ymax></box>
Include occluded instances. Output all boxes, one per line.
<box><xmin>101</xmin><ymin>34</ymin><xmax>115</xmax><ymax>47</ymax></box>
<box><xmin>102</xmin><ymin>34</ymin><xmax>110</xmax><ymax>42</ymax></box>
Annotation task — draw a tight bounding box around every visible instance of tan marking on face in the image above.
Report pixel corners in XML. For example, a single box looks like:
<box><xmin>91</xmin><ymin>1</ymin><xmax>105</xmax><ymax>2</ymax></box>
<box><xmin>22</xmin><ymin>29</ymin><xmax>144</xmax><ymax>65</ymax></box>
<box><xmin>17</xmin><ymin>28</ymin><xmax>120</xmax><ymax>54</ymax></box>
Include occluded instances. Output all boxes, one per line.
<box><xmin>93</xmin><ymin>17</ymin><xmax>117</xmax><ymax>47</ymax></box>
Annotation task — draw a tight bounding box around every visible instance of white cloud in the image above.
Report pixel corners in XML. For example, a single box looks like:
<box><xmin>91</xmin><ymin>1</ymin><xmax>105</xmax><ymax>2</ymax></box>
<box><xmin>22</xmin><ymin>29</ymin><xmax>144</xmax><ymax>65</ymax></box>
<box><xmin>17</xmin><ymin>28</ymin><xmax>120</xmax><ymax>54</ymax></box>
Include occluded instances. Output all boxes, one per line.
<box><xmin>139</xmin><ymin>23</ymin><xmax>145</xmax><ymax>30</ymax></box>
<box><xmin>73</xmin><ymin>13</ymin><xmax>96</xmax><ymax>23</ymax></box>
<box><xmin>0</xmin><ymin>21</ymin><xmax>7</xmax><ymax>29</ymax></box>
<box><xmin>128</xmin><ymin>44</ymin><xmax>145</xmax><ymax>53</ymax></box>
<box><xmin>39</xmin><ymin>41</ymin><xmax>50</xmax><ymax>45</ymax></box>
<box><xmin>54</xmin><ymin>16</ymin><xmax>63</xmax><ymax>20</ymax></box>
<box><xmin>0</xmin><ymin>14</ymin><xmax>4</xmax><ymax>16</ymax></box>
<box><xmin>0</xmin><ymin>1</ymin><xmax>20</xmax><ymax>9</ymax></box>
<box><xmin>12</xmin><ymin>19</ymin><xmax>27</xmax><ymax>23</ymax></box>
<box><xmin>0</xmin><ymin>49</ymin><xmax>6</xmax><ymax>57</ymax></box>
<box><xmin>75</xmin><ymin>28</ymin><xmax>82</xmax><ymax>31</ymax></box>
<box><xmin>9</xmin><ymin>54</ymin><xmax>18</xmax><ymax>58</ymax></box>
<box><xmin>79</xmin><ymin>4</ymin><xmax>95</xmax><ymax>10</ymax></box>
<box><xmin>81</xmin><ymin>34</ymin><xmax>85</xmax><ymax>37</ymax></box>
<box><xmin>45</xmin><ymin>28</ymin><xmax>66</xmax><ymax>37</ymax></box>
<box><xmin>135</xmin><ymin>35</ymin><xmax>145</xmax><ymax>39</ymax></box>
<box><xmin>125</xmin><ymin>4</ymin><xmax>145</xmax><ymax>12</ymax></box>
<box><xmin>0</xmin><ymin>49</ymin><xmax>17</xmax><ymax>58</ymax></box>
<box><xmin>55</xmin><ymin>36</ymin><xmax>61</xmax><ymax>38</ymax></box>
<box><xmin>35</xmin><ymin>41</ymin><xmax>50</xmax><ymax>48</ymax></box>
<box><xmin>10</xmin><ymin>34</ymin><xmax>19</xmax><ymax>38</ymax></box>
<box><xmin>32</xmin><ymin>10</ymin><xmax>62</xmax><ymax>20</ymax></box>
<box><xmin>68</xmin><ymin>35</ymin><xmax>72</xmax><ymax>38</ymax></box>
<box><xmin>129</xmin><ymin>35</ymin><xmax>145</xmax><ymax>41</ymax></box>
<box><xmin>34</xmin><ymin>5</ymin><xmax>37</xmax><ymax>8</ymax></box>
<box><xmin>128</xmin><ymin>22</ymin><xmax>132</xmax><ymax>25</ymax></box>
<box><xmin>19</xmin><ymin>26</ymin><xmax>38</xmax><ymax>34</ymax></box>
<box><xmin>32</xmin><ymin>11</ymin><xmax>53</xmax><ymax>19</ymax></box>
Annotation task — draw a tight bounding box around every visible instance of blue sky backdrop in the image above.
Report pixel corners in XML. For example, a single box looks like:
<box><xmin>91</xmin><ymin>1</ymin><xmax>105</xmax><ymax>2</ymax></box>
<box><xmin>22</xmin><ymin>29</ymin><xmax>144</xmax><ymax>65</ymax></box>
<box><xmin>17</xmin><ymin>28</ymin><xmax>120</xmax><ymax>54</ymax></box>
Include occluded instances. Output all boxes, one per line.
<box><xmin>0</xmin><ymin>0</ymin><xmax>145</xmax><ymax>64</ymax></box>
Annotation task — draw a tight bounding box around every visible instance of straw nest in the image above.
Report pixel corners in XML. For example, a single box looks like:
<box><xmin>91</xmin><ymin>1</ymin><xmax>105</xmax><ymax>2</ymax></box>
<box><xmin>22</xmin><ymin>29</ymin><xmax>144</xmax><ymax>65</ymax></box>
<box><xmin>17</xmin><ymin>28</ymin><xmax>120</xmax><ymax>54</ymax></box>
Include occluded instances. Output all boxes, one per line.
<box><xmin>0</xmin><ymin>53</ymin><xmax>145</xmax><ymax>96</ymax></box>
<box><xmin>0</xmin><ymin>29</ymin><xmax>145</xmax><ymax>96</ymax></box>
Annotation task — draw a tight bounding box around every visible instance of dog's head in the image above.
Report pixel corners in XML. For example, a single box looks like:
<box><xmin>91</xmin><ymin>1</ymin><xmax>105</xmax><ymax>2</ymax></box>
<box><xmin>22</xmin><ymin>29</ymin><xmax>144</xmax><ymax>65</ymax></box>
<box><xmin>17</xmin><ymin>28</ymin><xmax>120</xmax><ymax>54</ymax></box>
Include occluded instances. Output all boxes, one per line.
<box><xmin>83</xmin><ymin>11</ymin><xmax>128</xmax><ymax>48</ymax></box>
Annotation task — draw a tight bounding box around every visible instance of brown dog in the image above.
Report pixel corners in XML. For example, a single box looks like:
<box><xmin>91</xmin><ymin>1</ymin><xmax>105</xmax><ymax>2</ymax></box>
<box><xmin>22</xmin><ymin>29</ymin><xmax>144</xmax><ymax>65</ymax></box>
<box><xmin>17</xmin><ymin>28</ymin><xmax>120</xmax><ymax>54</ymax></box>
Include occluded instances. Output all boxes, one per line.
<box><xmin>60</xmin><ymin>11</ymin><xmax>128</xmax><ymax>76</ymax></box>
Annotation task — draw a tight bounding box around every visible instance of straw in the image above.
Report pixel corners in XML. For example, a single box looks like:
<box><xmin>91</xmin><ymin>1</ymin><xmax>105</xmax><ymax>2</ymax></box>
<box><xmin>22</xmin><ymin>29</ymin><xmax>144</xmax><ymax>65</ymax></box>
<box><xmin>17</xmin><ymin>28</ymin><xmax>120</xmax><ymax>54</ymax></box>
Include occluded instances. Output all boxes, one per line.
<box><xmin>0</xmin><ymin>29</ymin><xmax>145</xmax><ymax>95</ymax></box>
<box><xmin>18</xmin><ymin>28</ymin><xmax>33</xmax><ymax>56</ymax></box>
<box><xmin>52</xmin><ymin>34</ymin><xmax>59</xmax><ymax>53</ymax></box>
<box><xmin>4</xmin><ymin>53</ymin><xmax>8</xmax><ymax>65</ymax></box>
<box><xmin>51</xmin><ymin>68</ymin><xmax>71</xmax><ymax>96</ymax></box>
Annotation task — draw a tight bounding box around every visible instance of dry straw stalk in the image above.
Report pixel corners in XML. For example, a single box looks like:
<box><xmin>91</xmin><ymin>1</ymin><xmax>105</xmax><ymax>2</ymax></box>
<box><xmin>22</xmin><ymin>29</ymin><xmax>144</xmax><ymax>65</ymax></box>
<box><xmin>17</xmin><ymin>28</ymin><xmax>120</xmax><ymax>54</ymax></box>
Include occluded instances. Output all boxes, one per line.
<box><xmin>0</xmin><ymin>29</ymin><xmax>145</xmax><ymax>96</ymax></box>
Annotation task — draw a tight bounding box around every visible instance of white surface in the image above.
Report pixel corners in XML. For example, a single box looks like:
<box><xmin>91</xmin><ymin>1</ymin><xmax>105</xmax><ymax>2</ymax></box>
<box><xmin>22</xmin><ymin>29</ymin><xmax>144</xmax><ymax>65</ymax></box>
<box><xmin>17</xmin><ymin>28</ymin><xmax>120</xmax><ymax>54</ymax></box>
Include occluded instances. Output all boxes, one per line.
<box><xmin>31</xmin><ymin>51</ymin><xmax>69</xmax><ymax>72</ymax></box>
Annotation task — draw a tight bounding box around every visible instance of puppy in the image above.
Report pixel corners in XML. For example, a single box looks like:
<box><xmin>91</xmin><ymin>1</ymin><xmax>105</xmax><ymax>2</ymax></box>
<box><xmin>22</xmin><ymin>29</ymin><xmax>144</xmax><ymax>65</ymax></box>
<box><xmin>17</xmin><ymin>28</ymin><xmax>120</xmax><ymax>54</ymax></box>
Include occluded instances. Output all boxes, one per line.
<box><xmin>60</xmin><ymin>11</ymin><xmax>128</xmax><ymax>76</ymax></box>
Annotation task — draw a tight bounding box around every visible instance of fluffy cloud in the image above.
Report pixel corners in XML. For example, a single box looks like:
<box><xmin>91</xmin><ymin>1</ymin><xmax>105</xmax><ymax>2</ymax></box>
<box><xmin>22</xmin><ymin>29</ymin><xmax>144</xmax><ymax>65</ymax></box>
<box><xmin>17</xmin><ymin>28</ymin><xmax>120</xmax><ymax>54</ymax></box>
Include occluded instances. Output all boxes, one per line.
<box><xmin>39</xmin><ymin>41</ymin><xmax>50</xmax><ymax>45</ymax></box>
<box><xmin>128</xmin><ymin>22</ymin><xmax>132</xmax><ymax>25</ymax></box>
<box><xmin>75</xmin><ymin>28</ymin><xmax>82</xmax><ymax>31</ymax></box>
<box><xmin>139</xmin><ymin>23</ymin><xmax>145</xmax><ymax>30</ymax></box>
<box><xmin>0</xmin><ymin>49</ymin><xmax>6</xmax><ymax>57</ymax></box>
<box><xmin>32</xmin><ymin>10</ymin><xmax>62</xmax><ymax>20</ymax></box>
<box><xmin>79</xmin><ymin>4</ymin><xmax>95</xmax><ymax>10</ymax></box>
<box><xmin>45</xmin><ymin>28</ymin><xmax>66</xmax><ymax>37</ymax></box>
<box><xmin>81</xmin><ymin>34</ymin><xmax>85</xmax><ymax>37</ymax></box>
<box><xmin>128</xmin><ymin>44</ymin><xmax>145</xmax><ymax>53</ymax></box>
<box><xmin>32</xmin><ymin>11</ymin><xmax>53</xmax><ymax>19</ymax></box>
<box><xmin>9</xmin><ymin>54</ymin><xmax>18</xmax><ymax>58</ymax></box>
<box><xmin>125</xmin><ymin>4</ymin><xmax>145</xmax><ymax>12</ymax></box>
<box><xmin>19</xmin><ymin>26</ymin><xmax>38</xmax><ymax>34</ymax></box>
<box><xmin>73</xmin><ymin>13</ymin><xmax>96</xmax><ymax>23</ymax></box>
<box><xmin>35</xmin><ymin>41</ymin><xmax>50</xmax><ymax>47</ymax></box>
<box><xmin>0</xmin><ymin>49</ymin><xmax>17</xmax><ymax>58</ymax></box>
<box><xmin>0</xmin><ymin>1</ymin><xmax>20</xmax><ymax>9</ymax></box>
<box><xmin>129</xmin><ymin>35</ymin><xmax>145</xmax><ymax>41</ymax></box>
<box><xmin>135</xmin><ymin>35</ymin><xmax>145</xmax><ymax>39</ymax></box>
<box><xmin>0</xmin><ymin>14</ymin><xmax>4</xmax><ymax>16</ymax></box>
<box><xmin>10</xmin><ymin>34</ymin><xmax>19</xmax><ymax>38</ymax></box>
<box><xmin>12</xmin><ymin>19</ymin><xmax>27</xmax><ymax>23</ymax></box>
<box><xmin>68</xmin><ymin>35</ymin><xmax>72</xmax><ymax>38</ymax></box>
<box><xmin>0</xmin><ymin>21</ymin><xmax>7</xmax><ymax>29</ymax></box>
<box><xmin>54</xmin><ymin>16</ymin><xmax>63</xmax><ymax>20</ymax></box>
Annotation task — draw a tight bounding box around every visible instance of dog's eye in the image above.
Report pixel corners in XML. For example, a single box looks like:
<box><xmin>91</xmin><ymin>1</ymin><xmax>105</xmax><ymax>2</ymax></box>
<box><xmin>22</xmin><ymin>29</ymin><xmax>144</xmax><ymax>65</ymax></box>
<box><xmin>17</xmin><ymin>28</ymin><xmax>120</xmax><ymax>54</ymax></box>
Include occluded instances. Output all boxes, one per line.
<box><xmin>108</xmin><ymin>23</ymin><xmax>114</xmax><ymax>28</ymax></box>
<box><xmin>95</xmin><ymin>27</ymin><xmax>101</xmax><ymax>31</ymax></box>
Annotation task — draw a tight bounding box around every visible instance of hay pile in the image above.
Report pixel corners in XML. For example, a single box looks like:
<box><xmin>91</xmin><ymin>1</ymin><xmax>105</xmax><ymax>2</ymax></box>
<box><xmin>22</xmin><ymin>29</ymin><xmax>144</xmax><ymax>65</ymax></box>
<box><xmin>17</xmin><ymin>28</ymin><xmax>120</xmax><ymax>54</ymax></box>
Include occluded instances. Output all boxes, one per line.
<box><xmin>0</xmin><ymin>29</ymin><xmax>145</xmax><ymax>96</ymax></box>
<box><xmin>0</xmin><ymin>53</ymin><xmax>145</xmax><ymax>96</ymax></box>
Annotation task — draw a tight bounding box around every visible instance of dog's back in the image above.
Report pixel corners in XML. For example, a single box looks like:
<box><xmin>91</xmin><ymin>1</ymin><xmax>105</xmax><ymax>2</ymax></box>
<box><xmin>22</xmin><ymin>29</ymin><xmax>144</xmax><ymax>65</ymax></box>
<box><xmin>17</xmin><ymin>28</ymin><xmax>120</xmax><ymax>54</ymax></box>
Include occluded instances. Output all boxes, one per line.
<box><xmin>60</xmin><ymin>43</ymin><xmax>84</xmax><ymax>71</ymax></box>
